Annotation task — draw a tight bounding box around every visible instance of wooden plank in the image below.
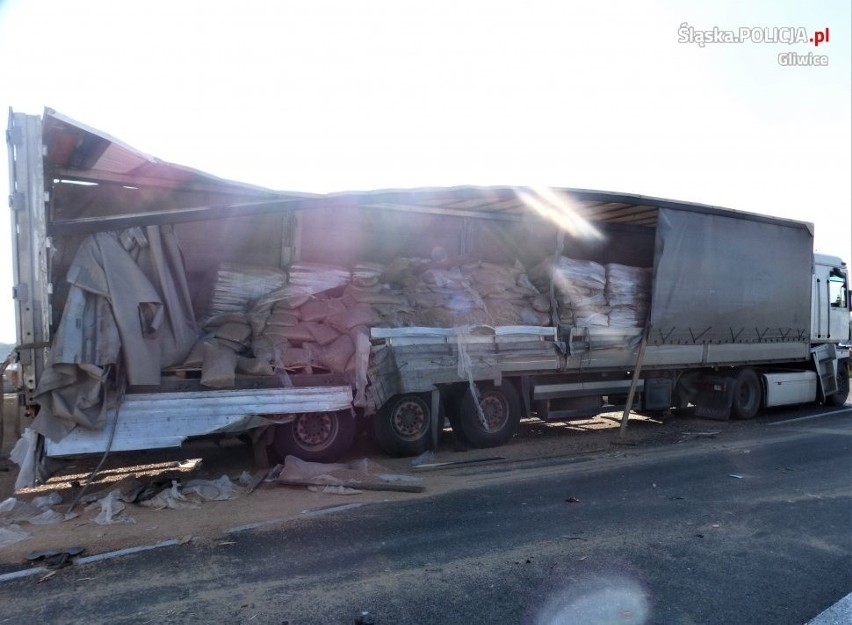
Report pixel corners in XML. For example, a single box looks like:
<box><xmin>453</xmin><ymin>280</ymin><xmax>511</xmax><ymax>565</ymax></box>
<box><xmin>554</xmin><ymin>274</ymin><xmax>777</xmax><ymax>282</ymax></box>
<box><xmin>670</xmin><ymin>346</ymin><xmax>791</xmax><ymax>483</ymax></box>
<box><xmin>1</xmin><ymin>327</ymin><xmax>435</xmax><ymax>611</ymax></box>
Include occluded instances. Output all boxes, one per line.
<box><xmin>620</xmin><ymin>330</ymin><xmax>649</xmax><ymax>437</ymax></box>
<box><xmin>412</xmin><ymin>456</ymin><xmax>505</xmax><ymax>471</ymax></box>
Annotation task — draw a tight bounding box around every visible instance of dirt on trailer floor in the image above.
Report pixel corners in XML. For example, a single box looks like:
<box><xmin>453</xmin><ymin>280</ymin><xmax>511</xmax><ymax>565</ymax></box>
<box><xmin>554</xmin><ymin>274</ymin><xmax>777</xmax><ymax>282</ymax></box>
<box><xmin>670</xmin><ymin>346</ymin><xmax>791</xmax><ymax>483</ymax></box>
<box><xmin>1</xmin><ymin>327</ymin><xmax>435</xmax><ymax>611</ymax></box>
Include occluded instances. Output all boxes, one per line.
<box><xmin>0</xmin><ymin>401</ymin><xmax>747</xmax><ymax>570</ymax></box>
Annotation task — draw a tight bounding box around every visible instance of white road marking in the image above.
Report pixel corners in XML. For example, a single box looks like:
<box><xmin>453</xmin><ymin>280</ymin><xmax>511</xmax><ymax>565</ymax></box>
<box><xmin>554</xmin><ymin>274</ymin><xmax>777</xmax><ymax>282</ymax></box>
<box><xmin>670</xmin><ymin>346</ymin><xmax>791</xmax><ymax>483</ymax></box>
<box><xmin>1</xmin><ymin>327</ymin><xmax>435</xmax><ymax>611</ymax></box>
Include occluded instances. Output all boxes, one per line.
<box><xmin>804</xmin><ymin>592</ymin><xmax>852</xmax><ymax>625</ymax></box>
<box><xmin>768</xmin><ymin>407</ymin><xmax>851</xmax><ymax>426</ymax></box>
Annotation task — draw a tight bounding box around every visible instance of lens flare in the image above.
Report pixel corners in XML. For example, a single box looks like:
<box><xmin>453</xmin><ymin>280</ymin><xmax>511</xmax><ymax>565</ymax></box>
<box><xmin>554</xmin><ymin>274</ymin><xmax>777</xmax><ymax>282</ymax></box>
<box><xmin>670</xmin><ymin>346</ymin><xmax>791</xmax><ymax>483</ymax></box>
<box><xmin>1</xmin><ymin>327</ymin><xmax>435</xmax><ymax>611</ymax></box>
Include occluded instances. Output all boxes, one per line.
<box><xmin>515</xmin><ymin>187</ymin><xmax>603</xmax><ymax>241</ymax></box>
<box><xmin>531</xmin><ymin>573</ymin><xmax>650</xmax><ymax>625</ymax></box>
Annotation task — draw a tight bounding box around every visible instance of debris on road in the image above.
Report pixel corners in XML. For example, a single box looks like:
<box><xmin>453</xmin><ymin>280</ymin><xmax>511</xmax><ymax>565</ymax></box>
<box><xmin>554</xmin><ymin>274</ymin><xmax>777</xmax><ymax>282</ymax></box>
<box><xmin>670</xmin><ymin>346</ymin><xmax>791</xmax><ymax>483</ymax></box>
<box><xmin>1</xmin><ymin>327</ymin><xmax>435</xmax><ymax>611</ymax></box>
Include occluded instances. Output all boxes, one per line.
<box><xmin>0</xmin><ymin>494</ymin><xmax>75</xmax><ymax>530</ymax></box>
<box><xmin>268</xmin><ymin>455</ymin><xmax>424</xmax><ymax>495</ymax></box>
<box><xmin>307</xmin><ymin>484</ymin><xmax>362</xmax><ymax>495</ymax></box>
<box><xmin>25</xmin><ymin>546</ymin><xmax>84</xmax><ymax>562</ymax></box>
<box><xmin>354</xmin><ymin>611</ymin><xmax>375</xmax><ymax>625</ymax></box>
<box><xmin>410</xmin><ymin>450</ymin><xmax>436</xmax><ymax>467</ymax></box>
<box><xmin>677</xmin><ymin>431</ymin><xmax>721</xmax><ymax>443</ymax></box>
<box><xmin>1</xmin><ymin>449</ymin><xmax>428</xmax><ymax>557</ymax></box>
<box><xmin>374</xmin><ymin>473</ymin><xmax>423</xmax><ymax>483</ymax></box>
<box><xmin>32</xmin><ymin>492</ymin><xmax>62</xmax><ymax>509</ymax></box>
<box><xmin>244</xmin><ymin>469</ymin><xmax>270</xmax><ymax>494</ymax></box>
<box><xmin>0</xmin><ymin>524</ymin><xmax>30</xmax><ymax>548</ymax></box>
<box><xmin>85</xmin><ymin>490</ymin><xmax>136</xmax><ymax>525</ymax></box>
<box><xmin>137</xmin><ymin>482</ymin><xmax>198</xmax><ymax>511</ymax></box>
<box><xmin>26</xmin><ymin>545</ymin><xmax>85</xmax><ymax>569</ymax></box>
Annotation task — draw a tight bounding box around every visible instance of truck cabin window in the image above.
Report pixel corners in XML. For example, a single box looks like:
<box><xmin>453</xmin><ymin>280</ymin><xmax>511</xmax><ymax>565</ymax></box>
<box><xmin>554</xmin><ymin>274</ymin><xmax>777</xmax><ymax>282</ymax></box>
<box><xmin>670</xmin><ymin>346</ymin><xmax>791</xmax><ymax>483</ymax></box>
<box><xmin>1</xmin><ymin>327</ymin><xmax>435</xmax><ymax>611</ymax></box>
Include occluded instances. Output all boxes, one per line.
<box><xmin>829</xmin><ymin>273</ymin><xmax>848</xmax><ymax>308</ymax></box>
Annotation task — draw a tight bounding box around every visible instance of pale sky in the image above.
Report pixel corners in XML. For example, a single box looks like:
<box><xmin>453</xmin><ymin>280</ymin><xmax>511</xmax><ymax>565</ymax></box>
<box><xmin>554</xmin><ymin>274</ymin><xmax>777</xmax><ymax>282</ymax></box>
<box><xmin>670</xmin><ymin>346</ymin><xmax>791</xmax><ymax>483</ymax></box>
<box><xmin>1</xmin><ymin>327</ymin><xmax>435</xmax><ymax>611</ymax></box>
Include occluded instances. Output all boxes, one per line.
<box><xmin>0</xmin><ymin>0</ymin><xmax>850</xmax><ymax>344</ymax></box>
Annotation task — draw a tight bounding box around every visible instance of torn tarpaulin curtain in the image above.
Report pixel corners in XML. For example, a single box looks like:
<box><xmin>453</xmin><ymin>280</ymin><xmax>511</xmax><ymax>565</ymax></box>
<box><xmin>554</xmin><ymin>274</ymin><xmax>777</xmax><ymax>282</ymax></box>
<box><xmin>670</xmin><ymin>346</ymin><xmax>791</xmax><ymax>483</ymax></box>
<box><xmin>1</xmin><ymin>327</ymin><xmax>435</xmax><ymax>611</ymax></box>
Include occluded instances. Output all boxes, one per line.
<box><xmin>32</xmin><ymin>226</ymin><xmax>198</xmax><ymax>442</ymax></box>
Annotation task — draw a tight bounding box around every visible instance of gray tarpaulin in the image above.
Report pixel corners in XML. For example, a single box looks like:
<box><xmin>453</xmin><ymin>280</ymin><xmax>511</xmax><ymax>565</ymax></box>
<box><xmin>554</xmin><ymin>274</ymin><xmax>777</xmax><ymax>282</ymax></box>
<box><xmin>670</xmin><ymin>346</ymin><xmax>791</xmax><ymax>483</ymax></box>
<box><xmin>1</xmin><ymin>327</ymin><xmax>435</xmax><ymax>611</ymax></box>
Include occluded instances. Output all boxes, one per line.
<box><xmin>32</xmin><ymin>226</ymin><xmax>198</xmax><ymax>442</ymax></box>
<box><xmin>649</xmin><ymin>208</ymin><xmax>813</xmax><ymax>345</ymax></box>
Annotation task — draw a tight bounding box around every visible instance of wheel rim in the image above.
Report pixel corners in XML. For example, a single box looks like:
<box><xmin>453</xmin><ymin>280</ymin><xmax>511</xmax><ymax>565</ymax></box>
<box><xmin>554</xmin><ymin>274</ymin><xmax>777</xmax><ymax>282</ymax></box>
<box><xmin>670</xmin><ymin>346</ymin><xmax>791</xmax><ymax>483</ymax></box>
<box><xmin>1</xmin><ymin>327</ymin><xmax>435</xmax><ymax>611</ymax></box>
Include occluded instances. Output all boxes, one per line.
<box><xmin>733</xmin><ymin>371</ymin><xmax>760</xmax><ymax>418</ymax></box>
<box><xmin>293</xmin><ymin>413</ymin><xmax>338</xmax><ymax>451</ymax></box>
<box><xmin>737</xmin><ymin>383</ymin><xmax>757</xmax><ymax>411</ymax></box>
<box><xmin>478</xmin><ymin>392</ymin><xmax>509</xmax><ymax>432</ymax></box>
<box><xmin>391</xmin><ymin>398</ymin><xmax>430</xmax><ymax>441</ymax></box>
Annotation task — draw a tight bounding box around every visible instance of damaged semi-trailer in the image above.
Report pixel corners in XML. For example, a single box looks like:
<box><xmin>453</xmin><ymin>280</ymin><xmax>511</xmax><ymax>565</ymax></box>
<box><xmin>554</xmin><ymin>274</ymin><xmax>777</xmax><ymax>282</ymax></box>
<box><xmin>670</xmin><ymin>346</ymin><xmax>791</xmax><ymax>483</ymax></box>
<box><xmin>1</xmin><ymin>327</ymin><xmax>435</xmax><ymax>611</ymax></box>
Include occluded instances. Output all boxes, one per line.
<box><xmin>6</xmin><ymin>109</ymin><xmax>851</xmax><ymax>487</ymax></box>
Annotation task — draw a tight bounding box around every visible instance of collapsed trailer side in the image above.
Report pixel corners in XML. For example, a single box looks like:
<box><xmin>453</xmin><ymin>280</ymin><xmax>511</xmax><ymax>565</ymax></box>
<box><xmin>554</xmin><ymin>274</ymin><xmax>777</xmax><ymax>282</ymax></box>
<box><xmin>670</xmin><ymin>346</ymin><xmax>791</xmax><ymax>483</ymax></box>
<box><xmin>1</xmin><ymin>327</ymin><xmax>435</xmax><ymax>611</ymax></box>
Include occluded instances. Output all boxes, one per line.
<box><xmin>6</xmin><ymin>110</ymin><xmax>364</xmax><ymax>477</ymax></box>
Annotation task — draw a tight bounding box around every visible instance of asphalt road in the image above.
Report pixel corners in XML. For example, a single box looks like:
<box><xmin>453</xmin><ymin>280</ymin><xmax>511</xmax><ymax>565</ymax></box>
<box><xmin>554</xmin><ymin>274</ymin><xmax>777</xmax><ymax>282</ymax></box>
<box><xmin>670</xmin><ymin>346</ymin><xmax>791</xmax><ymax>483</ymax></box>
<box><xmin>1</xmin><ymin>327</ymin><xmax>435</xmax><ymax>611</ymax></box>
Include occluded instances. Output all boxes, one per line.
<box><xmin>1</xmin><ymin>406</ymin><xmax>850</xmax><ymax>625</ymax></box>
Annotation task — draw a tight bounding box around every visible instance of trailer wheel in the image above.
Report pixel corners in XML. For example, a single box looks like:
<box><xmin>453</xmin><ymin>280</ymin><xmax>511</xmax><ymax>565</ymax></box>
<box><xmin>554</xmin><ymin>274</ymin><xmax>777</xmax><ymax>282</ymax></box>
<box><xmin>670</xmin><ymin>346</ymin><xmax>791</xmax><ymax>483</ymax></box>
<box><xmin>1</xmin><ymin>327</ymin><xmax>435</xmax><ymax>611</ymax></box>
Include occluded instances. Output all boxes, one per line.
<box><xmin>457</xmin><ymin>382</ymin><xmax>521</xmax><ymax>448</ymax></box>
<box><xmin>731</xmin><ymin>368</ymin><xmax>762</xmax><ymax>419</ymax></box>
<box><xmin>273</xmin><ymin>411</ymin><xmax>356</xmax><ymax>463</ymax></box>
<box><xmin>826</xmin><ymin>362</ymin><xmax>849</xmax><ymax>406</ymax></box>
<box><xmin>372</xmin><ymin>393</ymin><xmax>442</xmax><ymax>457</ymax></box>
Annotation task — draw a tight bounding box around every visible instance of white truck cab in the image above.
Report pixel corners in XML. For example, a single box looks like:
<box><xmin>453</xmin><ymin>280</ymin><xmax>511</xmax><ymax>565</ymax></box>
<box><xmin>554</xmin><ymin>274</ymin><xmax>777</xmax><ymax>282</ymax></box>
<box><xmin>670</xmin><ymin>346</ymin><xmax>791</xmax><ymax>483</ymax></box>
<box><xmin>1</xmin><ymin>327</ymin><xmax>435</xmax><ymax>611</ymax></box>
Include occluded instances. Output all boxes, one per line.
<box><xmin>812</xmin><ymin>253</ymin><xmax>850</xmax><ymax>343</ymax></box>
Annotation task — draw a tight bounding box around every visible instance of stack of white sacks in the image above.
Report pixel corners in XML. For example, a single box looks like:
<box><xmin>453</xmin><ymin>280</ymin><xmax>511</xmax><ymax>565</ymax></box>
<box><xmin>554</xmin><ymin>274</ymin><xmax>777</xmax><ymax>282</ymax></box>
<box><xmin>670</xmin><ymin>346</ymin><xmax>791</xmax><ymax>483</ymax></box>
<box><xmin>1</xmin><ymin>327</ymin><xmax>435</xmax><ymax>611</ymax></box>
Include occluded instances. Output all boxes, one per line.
<box><xmin>531</xmin><ymin>256</ymin><xmax>651</xmax><ymax>328</ymax></box>
<box><xmin>188</xmin><ymin>256</ymin><xmax>650</xmax><ymax>387</ymax></box>
<box><xmin>605</xmin><ymin>263</ymin><xmax>652</xmax><ymax>327</ymax></box>
<box><xmin>190</xmin><ymin>258</ymin><xmax>552</xmax><ymax>386</ymax></box>
<box><xmin>207</xmin><ymin>263</ymin><xmax>287</xmax><ymax>316</ymax></box>
<box><xmin>531</xmin><ymin>257</ymin><xmax>608</xmax><ymax>327</ymax></box>
<box><xmin>381</xmin><ymin>258</ymin><xmax>551</xmax><ymax>328</ymax></box>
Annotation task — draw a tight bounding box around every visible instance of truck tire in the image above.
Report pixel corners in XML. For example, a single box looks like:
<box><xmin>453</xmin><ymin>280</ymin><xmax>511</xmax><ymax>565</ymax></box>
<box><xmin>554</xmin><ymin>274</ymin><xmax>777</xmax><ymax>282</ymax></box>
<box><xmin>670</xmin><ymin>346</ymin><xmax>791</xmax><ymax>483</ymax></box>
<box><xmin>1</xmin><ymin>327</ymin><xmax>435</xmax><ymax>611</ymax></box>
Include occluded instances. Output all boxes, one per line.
<box><xmin>731</xmin><ymin>368</ymin><xmax>762</xmax><ymax>419</ymax></box>
<box><xmin>826</xmin><ymin>362</ymin><xmax>849</xmax><ymax>406</ymax></box>
<box><xmin>372</xmin><ymin>393</ymin><xmax>442</xmax><ymax>457</ymax></box>
<box><xmin>272</xmin><ymin>411</ymin><xmax>356</xmax><ymax>463</ymax></box>
<box><xmin>442</xmin><ymin>387</ymin><xmax>472</xmax><ymax>445</ymax></box>
<box><xmin>457</xmin><ymin>382</ymin><xmax>521</xmax><ymax>448</ymax></box>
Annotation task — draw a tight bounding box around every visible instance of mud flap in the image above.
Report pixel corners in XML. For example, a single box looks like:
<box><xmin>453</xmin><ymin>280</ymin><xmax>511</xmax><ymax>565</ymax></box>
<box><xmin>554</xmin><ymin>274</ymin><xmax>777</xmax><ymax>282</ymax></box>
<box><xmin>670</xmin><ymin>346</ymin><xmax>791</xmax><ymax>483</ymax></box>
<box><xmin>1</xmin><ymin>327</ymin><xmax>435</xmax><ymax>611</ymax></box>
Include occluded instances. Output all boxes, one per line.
<box><xmin>812</xmin><ymin>343</ymin><xmax>838</xmax><ymax>401</ymax></box>
<box><xmin>693</xmin><ymin>377</ymin><xmax>736</xmax><ymax>420</ymax></box>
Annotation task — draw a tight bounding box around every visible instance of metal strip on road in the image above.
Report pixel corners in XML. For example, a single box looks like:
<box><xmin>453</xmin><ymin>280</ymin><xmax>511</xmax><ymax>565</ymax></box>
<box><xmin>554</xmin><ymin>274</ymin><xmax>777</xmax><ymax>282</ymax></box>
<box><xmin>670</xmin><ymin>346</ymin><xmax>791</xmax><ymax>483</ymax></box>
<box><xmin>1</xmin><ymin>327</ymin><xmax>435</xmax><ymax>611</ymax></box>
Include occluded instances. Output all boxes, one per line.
<box><xmin>300</xmin><ymin>503</ymin><xmax>365</xmax><ymax>517</ymax></box>
<box><xmin>0</xmin><ymin>566</ymin><xmax>48</xmax><ymax>583</ymax></box>
<box><xmin>804</xmin><ymin>592</ymin><xmax>852</xmax><ymax>625</ymax></box>
<box><xmin>0</xmin><ymin>539</ymin><xmax>181</xmax><ymax>584</ymax></box>
<box><xmin>75</xmin><ymin>539</ymin><xmax>180</xmax><ymax>565</ymax></box>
